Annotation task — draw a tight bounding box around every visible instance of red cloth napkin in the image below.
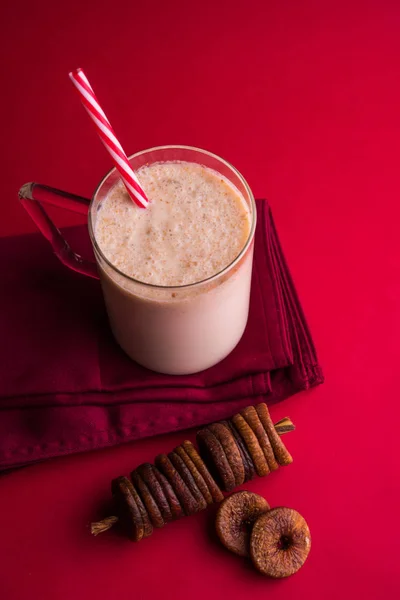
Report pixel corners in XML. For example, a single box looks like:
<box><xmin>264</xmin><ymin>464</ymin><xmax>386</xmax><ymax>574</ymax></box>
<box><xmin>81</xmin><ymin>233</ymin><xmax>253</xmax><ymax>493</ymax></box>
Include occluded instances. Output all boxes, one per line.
<box><xmin>0</xmin><ymin>200</ymin><xmax>323</xmax><ymax>470</ymax></box>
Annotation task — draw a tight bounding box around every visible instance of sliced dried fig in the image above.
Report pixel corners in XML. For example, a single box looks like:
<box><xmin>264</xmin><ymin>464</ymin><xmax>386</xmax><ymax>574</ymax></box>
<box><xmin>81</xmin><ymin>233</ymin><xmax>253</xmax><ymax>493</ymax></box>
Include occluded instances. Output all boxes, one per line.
<box><xmin>224</xmin><ymin>420</ymin><xmax>256</xmax><ymax>482</ymax></box>
<box><xmin>196</xmin><ymin>427</ymin><xmax>236</xmax><ymax>492</ymax></box>
<box><xmin>131</xmin><ymin>470</ymin><xmax>165</xmax><ymax>529</ymax></box>
<box><xmin>232</xmin><ymin>413</ymin><xmax>269</xmax><ymax>477</ymax></box>
<box><xmin>135</xmin><ymin>463</ymin><xmax>172</xmax><ymax>523</ymax></box>
<box><xmin>208</xmin><ymin>422</ymin><xmax>245</xmax><ymax>486</ymax></box>
<box><xmin>168</xmin><ymin>452</ymin><xmax>207</xmax><ymax>511</ymax></box>
<box><xmin>155</xmin><ymin>453</ymin><xmax>199</xmax><ymax>516</ymax></box>
<box><xmin>111</xmin><ymin>476</ymin><xmax>145</xmax><ymax>541</ymax></box>
<box><xmin>131</xmin><ymin>463</ymin><xmax>172</xmax><ymax>527</ymax></box>
<box><xmin>215</xmin><ymin>491</ymin><xmax>270</xmax><ymax>556</ymax></box>
<box><xmin>181</xmin><ymin>440</ymin><xmax>224</xmax><ymax>503</ymax></box>
<box><xmin>241</xmin><ymin>406</ymin><xmax>278</xmax><ymax>471</ymax></box>
<box><xmin>174</xmin><ymin>445</ymin><xmax>213</xmax><ymax>505</ymax></box>
<box><xmin>256</xmin><ymin>403</ymin><xmax>293</xmax><ymax>466</ymax></box>
<box><xmin>128</xmin><ymin>479</ymin><xmax>153</xmax><ymax>538</ymax></box>
<box><xmin>152</xmin><ymin>466</ymin><xmax>184</xmax><ymax>520</ymax></box>
<box><xmin>250</xmin><ymin>507</ymin><xmax>311</xmax><ymax>578</ymax></box>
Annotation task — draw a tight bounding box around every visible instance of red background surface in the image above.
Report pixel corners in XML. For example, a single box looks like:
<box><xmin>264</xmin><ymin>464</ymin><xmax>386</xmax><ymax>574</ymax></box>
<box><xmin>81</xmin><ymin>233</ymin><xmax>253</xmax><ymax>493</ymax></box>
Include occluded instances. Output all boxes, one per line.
<box><xmin>1</xmin><ymin>0</ymin><xmax>399</xmax><ymax>598</ymax></box>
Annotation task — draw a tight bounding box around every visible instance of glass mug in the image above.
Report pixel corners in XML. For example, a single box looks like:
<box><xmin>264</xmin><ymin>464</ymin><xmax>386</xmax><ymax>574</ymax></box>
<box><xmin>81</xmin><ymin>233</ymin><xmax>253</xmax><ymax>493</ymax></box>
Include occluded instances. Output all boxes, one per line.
<box><xmin>19</xmin><ymin>146</ymin><xmax>257</xmax><ymax>375</ymax></box>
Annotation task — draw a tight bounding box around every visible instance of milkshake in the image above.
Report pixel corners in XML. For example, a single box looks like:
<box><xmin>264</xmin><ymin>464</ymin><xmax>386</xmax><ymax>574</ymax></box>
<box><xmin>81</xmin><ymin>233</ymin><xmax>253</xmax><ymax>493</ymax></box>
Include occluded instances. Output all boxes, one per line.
<box><xmin>90</xmin><ymin>146</ymin><xmax>256</xmax><ymax>375</ymax></box>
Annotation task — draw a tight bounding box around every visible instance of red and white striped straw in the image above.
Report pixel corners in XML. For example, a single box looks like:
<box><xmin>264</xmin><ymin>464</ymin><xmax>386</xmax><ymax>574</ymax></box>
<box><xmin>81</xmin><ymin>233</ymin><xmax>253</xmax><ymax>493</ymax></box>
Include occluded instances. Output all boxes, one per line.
<box><xmin>69</xmin><ymin>68</ymin><xmax>148</xmax><ymax>209</ymax></box>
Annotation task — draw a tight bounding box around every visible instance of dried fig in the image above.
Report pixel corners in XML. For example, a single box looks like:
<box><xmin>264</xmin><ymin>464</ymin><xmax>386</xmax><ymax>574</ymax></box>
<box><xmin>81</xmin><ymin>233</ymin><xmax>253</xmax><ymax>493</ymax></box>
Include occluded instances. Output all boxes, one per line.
<box><xmin>196</xmin><ymin>427</ymin><xmax>236</xmax><ymax>492</ymax></box>
<box><xmin>155</xmin><ymin>453</ymin><xmax>199</xmax><ymax>516</ymax></box>
<box><xmin>168</xmin><ymin>452</ymin><xmax>208</xmax><ymax>511</ymax></box>
<box><xmin>128</xmin><ymin>480</ymin><xmax>153</xmax><ymax>538</ymax></box>
<box><xmin>250</xmin><ymin>507</ymin><xmax>311</xmax><ymax>578</ymax></box>
<box><xmin>111</xmin><ymin>476</ymin><xmax>146</xmax><ymax>541</ymax></box>
<box><xmin>215</xmin><ymin>491</ymin><xmax>270</xmax><ymax>556</ymax></box>
<box><xmin>208</xmin><ymin>422</ymin><xmax>245</xmax><ymax>486</ymax></box>
<box><xmin>231</xmin><ymin>413</ymin><xmax>269</xmax><ymax>477</ymax></box>
<box><xmin>131</xmin><ymin>470</ymin><xmax>165</xmax><ymax>529</ymax></box>
<box><xmin>256</xmin><ymin>403</ymin><xmax>293</xmax><ymax>466</ymax></box>
<box><xmin>174</xmin><ymin>445</ymin><xmax>213</xmax><ymax>505</ymax></box>
<box><xmin>181</xmin><ymin>440</ymin><xmax>224</xmax><ymax>503</ymax></box>
<box><xmin>224</xmin><ymin>420</ymin><xmax>256</xmax><ymax>482</ymax></box>
<box><xmin>241</xmin><ymin>406</ymin><xmax>278</xmax><ymax>471</ymax></box>
<box><xmin>135</xmin><ymin>463</ymin><xmax>172</xmax><ymax>523</ymax></box>
<box><xmin>152</xmin><ymin>467</ymin><xmax>184</xmax><ymax>520</ymax></box>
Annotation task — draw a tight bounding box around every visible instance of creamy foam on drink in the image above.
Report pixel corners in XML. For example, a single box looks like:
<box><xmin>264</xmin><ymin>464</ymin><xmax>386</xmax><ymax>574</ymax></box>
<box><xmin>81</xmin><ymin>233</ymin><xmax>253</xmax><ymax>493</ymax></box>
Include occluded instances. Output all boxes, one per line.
<box><xmin>95</xmin><ymin>161</ymin><xmax>251</xmax><ymax>286</ymax></box>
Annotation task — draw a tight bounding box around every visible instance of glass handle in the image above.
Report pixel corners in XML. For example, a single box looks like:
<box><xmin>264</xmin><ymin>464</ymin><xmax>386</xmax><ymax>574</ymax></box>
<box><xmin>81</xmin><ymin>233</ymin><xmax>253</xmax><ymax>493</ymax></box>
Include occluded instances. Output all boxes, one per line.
<box><xmin>18</xmin><ymin>182</ymin><xmax>99</xmax><ymax>279</ymax></box>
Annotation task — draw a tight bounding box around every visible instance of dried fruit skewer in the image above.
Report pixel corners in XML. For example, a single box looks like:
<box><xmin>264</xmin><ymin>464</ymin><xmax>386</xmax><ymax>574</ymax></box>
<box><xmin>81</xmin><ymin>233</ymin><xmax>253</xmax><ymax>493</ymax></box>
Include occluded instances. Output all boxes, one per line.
<box><xmin>91</xmin><ymin>410</ymin><xmax>294</xmax><ymax>537</ymax></box>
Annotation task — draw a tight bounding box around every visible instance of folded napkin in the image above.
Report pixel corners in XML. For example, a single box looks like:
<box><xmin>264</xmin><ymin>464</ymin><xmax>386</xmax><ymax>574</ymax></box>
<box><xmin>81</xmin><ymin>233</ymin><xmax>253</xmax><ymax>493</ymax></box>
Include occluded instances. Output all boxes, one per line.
<box><xmin>0</xmin><ymin>200</ymin><xmax>323</xmax><ymax>470</ymax></box>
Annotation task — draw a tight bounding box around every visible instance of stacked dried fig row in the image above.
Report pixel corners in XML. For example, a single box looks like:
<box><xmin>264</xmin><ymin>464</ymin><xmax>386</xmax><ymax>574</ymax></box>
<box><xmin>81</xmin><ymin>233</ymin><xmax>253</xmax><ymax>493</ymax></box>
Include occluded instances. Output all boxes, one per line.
<box><xmin>195</xmin><ymin>404</ymin><xmax>293</xmax><ymax>492</ymax></box>
<box><xmin>91</xmin><ymin>403</ymin><xmax>295</xmax><ymax>540</ymax></box>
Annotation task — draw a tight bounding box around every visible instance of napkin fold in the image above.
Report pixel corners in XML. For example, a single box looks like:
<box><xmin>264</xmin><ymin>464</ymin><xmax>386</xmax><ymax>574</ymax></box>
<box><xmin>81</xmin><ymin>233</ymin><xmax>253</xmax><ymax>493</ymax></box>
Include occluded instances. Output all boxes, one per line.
<box><xmin>0</xmin><ymin>200</ymin><xmax>323</xmax><ymax>470</ymax></box>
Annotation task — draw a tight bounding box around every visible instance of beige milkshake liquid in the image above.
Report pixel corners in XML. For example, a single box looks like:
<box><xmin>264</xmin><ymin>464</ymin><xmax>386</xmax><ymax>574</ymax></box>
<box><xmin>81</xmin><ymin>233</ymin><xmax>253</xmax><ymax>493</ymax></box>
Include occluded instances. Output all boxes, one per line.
<box><xmin>94</xmin><ymin>160</ymin><xmax>254</xmax><ymax>374</ymax></box>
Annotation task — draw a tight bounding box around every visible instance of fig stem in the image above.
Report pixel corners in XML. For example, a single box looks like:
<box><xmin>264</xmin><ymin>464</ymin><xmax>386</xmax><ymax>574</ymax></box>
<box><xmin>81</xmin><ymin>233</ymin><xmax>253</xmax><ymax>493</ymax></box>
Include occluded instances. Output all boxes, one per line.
<box><xmin>91</xmin><ymin>417</ymin><xmax>295</xmax><ymax>535</ymax></box>
<box><xmin>90</xmin><ymin>515</ymin><xmax>119</xmax><ymax>536</ymax></box>
<box><xmin>274</xmin><ymin>417</ymin><xmax>295</xmax><ymax>435</ymax></box>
